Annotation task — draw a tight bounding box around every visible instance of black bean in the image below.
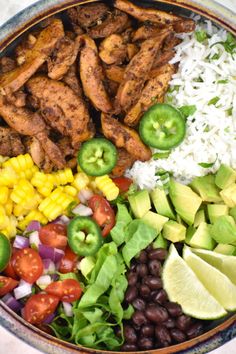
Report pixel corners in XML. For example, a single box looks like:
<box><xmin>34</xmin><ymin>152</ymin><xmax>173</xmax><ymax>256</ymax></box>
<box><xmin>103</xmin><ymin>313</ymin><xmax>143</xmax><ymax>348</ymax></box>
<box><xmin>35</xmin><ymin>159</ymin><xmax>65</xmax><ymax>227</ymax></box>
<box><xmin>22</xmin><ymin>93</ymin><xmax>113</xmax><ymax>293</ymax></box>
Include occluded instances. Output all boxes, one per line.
<box><xmin>148</xmin><ymin>248</ymin><xmax>168</xmax><ymax>261</ymax></box>
<box><xmin>136</xmin><ymin>264</ymin><xmax>148</xmax><ymax>277</ymax></box>
<box><xmin>121</xmin><ymin>344</ymin><xmax>138</xmax><ymax>351</ymax></box>
<box><xmin>130</xmin><ymin>261</ymin><xmax>137</xmax><ymax>271</ymax></box>
<box><xmin>127</xmin><ymin>272</ymin><xmax>138</xmax><ymax>287</ymax></box>
<box><xmin>170</xmin><ymin>328</ymin><xmax>186</xmax><ymax>343</ymax></box>
<box><xmin>165</xmin><ymin>302</ymin><xmax>183</xmax><ymax>317</ymax></box>
<box><xmin>138</xmin><ymin>250</ymin><xmax>148</xmax><ymax>263</ymax></box>
<box><xmin>163</xmin><ymin>318</ymin><xmax>176</xmax><ymax>329</ymax></box>
<box><xmin>145</xmin><ymin>304</ymin><xmax>169</xmax><ymax>323</ymax></box>
<box><xmin>155</xmin><ymin>325</ymin><xmax>172</xmax><ymax>346</ymax></box>
<box><xmin>139</xmin><ymin>284</ymin><xmax>151</xmax><ymax>299</ymax></box>
<box><xmin>138</xmin><ymin>337</ymin><xmax>154</xmax><ymax>350</ymax></box>
<box><xmin>132</xmin><ymin>310</ymin><xmax>148</xmax><ymax>326</ymax></box>
<box><xmin>151</xmin><ymin>289</ymin><xmax>168</xmax><ymax>304</ymax></box>
<box><xmin>176</xmin><ymin>315</ymin><xmax>192</xmax><ymax>331</ymax></box>
<box><xmin>124</xmin><ymin>325</ymin><xmax>137</xmax><ymax>344</ymax></box>
<box><xmin>186</xmin><ymin>323</ymin><xmax>203</xmax><ymax>339</ymax></box>
<box><xmin>146</xmin><ymin>244</ymin><xmax>153</xmax><ymax>252</ymax></box>
<box><xmin>148</xmin><ymin>259</ymin><xmax>162</xmax><ymax>276</ymax></box>
<box><xmin>132</xmin><ymin>298</ymin><xmax>146</xmax><ymax>311</ymax></box>
<box><xmin>144</xmin><ymin>276</ymin><xmax>163</xmax><ymax>290</ymax></box>
<box><xmin>125</xmin><ymin>286</ymin><xmax>138</xmax><ymax>303</ymax></box>
<box><xmin>140</xmin><ymin>324</ymin><xmax>155</xmax><ymax>337</ymax></box>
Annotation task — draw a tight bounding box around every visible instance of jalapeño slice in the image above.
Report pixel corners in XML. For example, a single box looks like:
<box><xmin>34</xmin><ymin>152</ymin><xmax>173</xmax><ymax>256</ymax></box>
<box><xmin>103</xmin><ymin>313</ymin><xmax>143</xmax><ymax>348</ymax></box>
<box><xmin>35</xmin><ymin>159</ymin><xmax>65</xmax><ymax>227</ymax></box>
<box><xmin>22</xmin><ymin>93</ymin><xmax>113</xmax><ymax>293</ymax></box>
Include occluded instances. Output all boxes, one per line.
<box><xmin>139</xmin><ymin>104</ymin><xmax>186</xmax><ymax>150</ymax></box>
<box><xmin>0</xmin><ymin>233</ymin><xmax>11</xmax><ymax>272</ymax></box>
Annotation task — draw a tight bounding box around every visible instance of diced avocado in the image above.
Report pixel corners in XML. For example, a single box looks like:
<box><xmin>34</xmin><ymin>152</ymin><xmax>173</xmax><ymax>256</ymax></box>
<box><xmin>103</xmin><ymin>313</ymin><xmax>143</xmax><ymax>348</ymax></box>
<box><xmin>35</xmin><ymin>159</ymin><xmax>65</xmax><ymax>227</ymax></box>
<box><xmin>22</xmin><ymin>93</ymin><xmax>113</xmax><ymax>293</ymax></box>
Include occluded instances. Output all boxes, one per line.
<box><xmin>169</xmin><ymin>179</ymin><xmax>202</xmax><ymax>226</ymax></box>
<box><xmin>220</xmin><ymin>183</ymin><xmax>236</xmax><ymax>208</ymax></box>
<box><xmin>214</xmin><ymin>244</ymin><xmax>236</xmax><ymax>256</ymax></box>
<box><xmin>153</xmin><ymin>233</ymin><xmax>168</xmax><ymax>249</ymax></box>
<box><xmin>210</xmin><ymin>215</ymin><xmax>236</xmax><ymax>244</ymax></box>
<box><xmin>230</xmin><ymin>207</ymin><xmax>236</xmax><ymax>222</ymax></box>
<box><xmin>215</xmin><ymin>164</ymin><xmax>236</xmax><ymax>189</ymax></box>
<box><xmin>185</xmin><ymin>226</ymin><xmax>196</xmax><ymax>245</ymax></box>
<box><xmin>142</xmin><ymin>211</ymin><xmax>168</xmax><ymax>234</ymax></box>
<box><xmin>190</xmin><ymin>174</ymin><xmax>222</xmax><ymax>203</ymax></box>
<box><xmin>194</xmin><ymin>209</ymin><xmax>206</xmax><ymax>227</ymax></box>
<box><xmin>189</xmin><ymin>222</ymin><xmax>216</xmax><ymax>250</ymax></box>
<box><xmin>176</xmin><ymin>214</ymin><xmax>184</xmax><ymax>225</ymax></box>
<box><xmin>128</xmin><ymin>190</ymin><xmax>151</xmax><ymax>218</ymax></box>
<box><xmin>207</xmin><ymin>204</ymin><xmax>229</xmax><ymax>224</ymax></box>
<box><xmin>150</xmin><ymin>187</ymin><xmax>175</xmax><ymax>219</ymax></box>
<box><xmin>162</xmin><ymin>220</ymin><xmax>186</xmax><ymax>242</ymax></box>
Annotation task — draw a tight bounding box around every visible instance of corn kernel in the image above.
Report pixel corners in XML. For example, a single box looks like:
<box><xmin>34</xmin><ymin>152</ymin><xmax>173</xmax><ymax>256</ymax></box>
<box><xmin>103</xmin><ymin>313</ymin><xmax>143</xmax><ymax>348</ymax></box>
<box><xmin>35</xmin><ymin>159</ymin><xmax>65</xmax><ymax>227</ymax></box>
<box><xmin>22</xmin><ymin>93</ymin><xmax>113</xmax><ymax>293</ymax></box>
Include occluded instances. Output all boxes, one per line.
<box><xmin>54</xmin><ymin>168</ymin><xmax>74</xmax><ymax>186</ymax></box>
<box><xmin>64</xmin><ymin>185</ymin><xmax>78</xmax><ymax>197</ymax></box>
<box><xmin>0</xmin><ymin>186</ymin><xmax>9</xmax><ymax>204</ymax></box>
<box><xmin>73</xmin><ymin>172</ymin><xmax>90</xmax><ymax>191</ymax></box>
<box><xmin>95</xmin><ymin>175</ymin><xmax>119</xmax><ymax>201</ymax></box>
<box><xmin>5</xmin><ymin>199</ymin><xmax>13</xmax><ymax>216</ymax></box>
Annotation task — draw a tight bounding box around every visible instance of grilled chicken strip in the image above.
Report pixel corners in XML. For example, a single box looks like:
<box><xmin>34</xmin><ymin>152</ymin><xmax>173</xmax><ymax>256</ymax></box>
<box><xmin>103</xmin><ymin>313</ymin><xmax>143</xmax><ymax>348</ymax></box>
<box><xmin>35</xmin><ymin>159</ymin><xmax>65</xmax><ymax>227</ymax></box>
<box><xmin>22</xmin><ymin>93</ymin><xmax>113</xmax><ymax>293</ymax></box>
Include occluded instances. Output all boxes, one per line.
<box><xmin>114</xmin><ymin>0</ymin><xmax>195</xmax><ymax>33</ymax></box>
<box><xmin>73</xmin><ymin>3</ymin><xmax>109</xmax><ymax>29</ymax></box>
<box><xmin>105</xmin><ymin>65</ymin><xmax>125</xmax><ymax>84</ymax></box>
<box><xmin>0</xmin><ymin>57</ymin><xmax>16</xmax><ymax>74</ymax></box>
<box><xmin>0</xmin><ymin>95</ymin><xmax>65</xmax><ymax>169</ymax></box>
<box><xmin>0</xmin><ymin>126</ymin><xmax>25</xmax><ymax>157</ymax></box>
<box><xmin>132</xmin><ymin>23</ymin><xmax>173</xmax><ymax>42</ymax></box>
<box><xmin>124</xmin><ymin>64</ymin><xmax>175</xmax><ymax>126</ymax></box>
<box><xmin>0</xmin><ymin>19</ymin><xmax>64</xmax><ymax>95</ymax></box>
<box><xmin>80</xmin><ymin>35</ymin><xmax>113</xmax><ymax>113</ymax></box>
<box><xmin>116</xmin><ymin>29</ymin><xmax>171</xmax><ymax>112</ymax></box>
<box><xmin>101</xmin><ymin>113</ymin><xmax>151</xmax><ymax>161</ymax></box>
<box><xmin>111</xmin><ymin>148</ymin><xmax>135</xmax><ymax>177</ymax></box>
<box><xmin>99</xmin><ymin>34</ymin><xmax>127</xmax><ymax>65</ymax></box>
<box><xmin>27</xmin><ymin>76</ymin><xmax>95</xmax><ymax>149</ymax></box>
<box><xmin>62</xmin><ymin>63</ymin><xmax>83</xmax><ymax>97</ymax></box>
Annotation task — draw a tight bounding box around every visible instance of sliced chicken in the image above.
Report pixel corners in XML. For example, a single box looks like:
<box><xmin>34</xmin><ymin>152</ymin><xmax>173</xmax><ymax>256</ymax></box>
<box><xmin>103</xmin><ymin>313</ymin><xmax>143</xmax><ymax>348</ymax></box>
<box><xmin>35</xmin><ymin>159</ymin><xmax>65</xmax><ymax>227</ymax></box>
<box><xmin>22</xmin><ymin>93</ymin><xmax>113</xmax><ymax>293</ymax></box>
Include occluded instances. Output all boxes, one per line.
<box><xmin>132</xmin><ymin>23</ymin><xmax>172</xmax><ymax>42</ymax></box>
<box><xmin>66</xmin><ymin>8</ymin><xmax>84</xmax><ymax>35</ymax></box>
<box><xmin>124</xmin><ymin>63</ymin><xmax>175</xmax><ymax>126</ymax></box>
<box><xmin>111</xmin><ymin>148</ymin><xmax>135</xmax><ymax>177</ymax></box>
<box><xmin>73</xmin><ymin>3</ymin><xmax>109</xmax><ymax>29</ymax></box>
<box><xmin>80</xmin><ymin>35</ymin><xmax>113</xmax><ymax>113</ymax></box>
<box><xmin>27</xmin><ymin>76</ymin><xmax>95</xmax><ymax>149</ymax></box>
<box><xmin>99</xmin><ymin>34</ymin><xmax>127</xmax><ymax>65</ymax></box>
<box><xmin>0</xmin><ymin>57</ymin><xmax>16</xmax><ymax>74</ymax></box>
<box><xmin>114</xmin><ymin>0</ymin><xmax>195</xmax><ymax>33</ymax></box>
<box><xmin>0</xmin><ymin>19</ymin><xmax>64</xmax><ymax>95</ymax></box>
<box><xmin>7</xmin><ymin>91</ymin><xmax>26</xmax><ymax>108</ymax></box>
<box><xmin>0</xmin><ymin>126</ymin><xmax>25</xmax><ymax>157</ymax></box>
<box><xmin>24</xmin><ymin>136</ymin><xmax>47</xmax><ymax>169</ymax></box>
<box><xmin>105</xmin><ymin>65</ymin><xmax>125</xmax><ymax>84</ymax></box>
<box><xmin>127</xmin><ymin>43</ymin><xmax>139</xmax><ymax>60</ymax></box>
<box><xmin>62</xmin><ymin>63</ymin><xmax>83</xmax><ymax>97</ymax></box>
<box><xmin>101</xmin><ymin>113</ymin><xmax>151</xmax><ymax>161</ymax></box>
<box><xmin>152</xmin><ymin>36</ymin><xmax>181</xmax><ymax>69</ymax></box>
<box><xmin>116</xmin><ymin>29</ymin><xmax>171</xmax><ymax>112</ymax></box>
<box><xmin>15</xmin><ymin>33</ymin><xmax>37</xmax><ymax>65</ymax></box>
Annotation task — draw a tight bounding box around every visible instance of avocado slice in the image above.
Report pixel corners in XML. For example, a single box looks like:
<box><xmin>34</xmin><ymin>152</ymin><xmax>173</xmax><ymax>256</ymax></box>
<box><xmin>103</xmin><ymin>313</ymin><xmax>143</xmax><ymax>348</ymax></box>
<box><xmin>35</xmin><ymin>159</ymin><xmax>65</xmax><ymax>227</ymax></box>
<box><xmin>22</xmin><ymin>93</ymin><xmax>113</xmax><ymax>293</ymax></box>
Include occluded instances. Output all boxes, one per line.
<box><xmin>150</xmin><ymin>187</ymin><xmax>175</xmax><ymax>219</ymax></box>
<box><xmin>220</xmin><ymin>183</ymin><xmax>236</xmax><ymax>208</ymax></box>
<box><xmin>185</xmin><ymin>226</ymin><xmax>196</xmax><ymax>245</ymax></box>
<box><xmin>189</xmin><ymin>222</ymin><xmax>216</xmax><ymax>250</ymax></box>
<box><xmin>194</xmin><ymin>209</ymin><xmax>206</xmax><ymax>227</ymax></box>
<box><xmin>215</xmin><ymin>164</ymin><xmax>236</xmax><ymax>189</ymax></box>
<box><xmin>190</xmin><ymin>174</ymin><xmax>222</xmax><ymax>203</ymax></box>
<box><xmin>214</xmin><ymin>244</ymin><xmax>236</xmax><ymax>256</ymax></box>
<box><xmin>153</xmin><ymin>233</ymin><xmax>168</xmax><ymax>249</ymax></box>
<box><xmin>169</xmin><ymin>179</ymin><xmax>202</xmax><ymax>226</ymax></box>
<box><xmin>210</xmin><ymin>215</ymin><xmax>236</xmax><ymax>244</ymax></box>
<box><xmin>128</xmin><ymin>190</ymin><xmax>151</xmax><ymax>218</ymax></box>
<box><xmin>230</xmin><ymin>207</ymin><xmax>236</xmax><ymax>222</ymax></box>
<box><xmin>207</xmin><ymin>204</ymin><xmax>229</xmax><ymax>224</ymax></box>
<box><xmin>142</xmin><ymin>211</ymin><xmax>168</xmax><ymax>234</ymax></box>
<box><xmin>162</xmin><ymin>220</ymin><xmax>186</xmax><ymax>242</ymax></box>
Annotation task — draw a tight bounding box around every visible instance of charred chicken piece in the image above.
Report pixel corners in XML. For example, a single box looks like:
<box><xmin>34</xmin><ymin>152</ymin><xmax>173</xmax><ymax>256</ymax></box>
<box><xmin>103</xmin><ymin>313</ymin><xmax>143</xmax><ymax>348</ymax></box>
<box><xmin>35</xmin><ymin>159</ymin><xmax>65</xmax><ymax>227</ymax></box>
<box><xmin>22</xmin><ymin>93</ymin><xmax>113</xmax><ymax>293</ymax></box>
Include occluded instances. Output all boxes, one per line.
<box><xmin>105</xmin><ymin>65</ymin><xmax>125</xmax><ymax>84</ymax></box>
<box><xmin>72</xmin><ymin>3</ymin><xmax>109</xmax><ymax>29</ymax></box>
<box><xmin>80</xmin><ymin>35</ymin><xmax>113</xmax><ymax>113</ymax></box>
<box><xmin>0</xmin><ymin>57</ymin><xmax>16</xmax><ymax>74</ymax></box>
<box><xmin>66</xmin><ymin>8</ymin><xmax>84</xmax><ymax>35</ymax></box>
<box><xmin>101</xmin><ymin>113</ymin><xmax>151</xmax><ymax>161</ymax></box>
<box><xmin>99</xmin><ymin>34</ymin><xmax>127</xmax><ymax>65</ymax></box>
<box><xmin>62</xmin><ymin>63</ymin><xmax>83</xmax><ymax>97</ymax></box>
<box><xmin>111</xmin><ymin>148</ymin><xmax>135</xmax><ymax>177</ymax></box>
<box><xmin>132</xmin><ymin>23</ymin><xmax>173</xmax><ymax>42</ymax></box>
<box><xmin>0</xmin><ymin>126</ymin><xmax>25</xmax><ymax>157</ymax></box>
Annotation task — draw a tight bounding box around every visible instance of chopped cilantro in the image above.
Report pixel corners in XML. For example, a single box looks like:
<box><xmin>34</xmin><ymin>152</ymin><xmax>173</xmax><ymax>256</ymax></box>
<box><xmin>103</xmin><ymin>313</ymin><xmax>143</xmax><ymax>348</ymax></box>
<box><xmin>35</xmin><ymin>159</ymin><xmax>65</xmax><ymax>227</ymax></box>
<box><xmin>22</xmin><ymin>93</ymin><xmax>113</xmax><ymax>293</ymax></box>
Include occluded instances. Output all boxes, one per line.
<box><xmin>211</xmin><ymin>32</ymin><xmax>236</xmax><ymax>57</ymax></box>
<box><xmin>179</xmin><ymin>105</ymin><xmax>197</xmax><ymax>119</ymax></box>
<box><xmin>217</xmin><ymin>79</ymin><xmax>229</xmax><ymax>84</ymax></box>
<box><xmin>152</xmin><ymin>151</ymin><xmax>170</xmax><ymax>160</ymax></box>
<box><xmin>208</xmin><ymin>96</ymin><xmax>220</xmax><ymax>106</ymax></box>
<box><xmin>195</xmin><ymin>30</ymin><xmax>208</xmax><ymax>43</ymax></box>
<box><xmin>198</xmin><ymin>155</ymin><xmax>218</xmax><ymax>168</ymax></box>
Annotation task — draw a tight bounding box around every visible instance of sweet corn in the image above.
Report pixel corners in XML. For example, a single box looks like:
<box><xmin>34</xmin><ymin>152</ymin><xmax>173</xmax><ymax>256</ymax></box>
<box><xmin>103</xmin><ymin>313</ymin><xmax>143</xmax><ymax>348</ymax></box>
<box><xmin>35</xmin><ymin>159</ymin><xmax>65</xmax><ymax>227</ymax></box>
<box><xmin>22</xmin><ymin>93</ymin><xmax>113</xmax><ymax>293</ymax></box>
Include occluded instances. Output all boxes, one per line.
<box><xmin>54</xmin><ymin>168</ymin><xmax>74</xmax><ymax>186</ymax></box>
<box><xmin>5</xmin><ymin>199</ymin><xmax>13</xmax><ymax>216</ymax></box>
<box><xmin>0</xmin><ymin>186</ymin><xmax>9</xmax><ymax>204</ymax></box>
<box><xmin>63</xmin><ymin>185</ymin><xmax>78</xmax><ymax>198</ymax></box>
<box><xmin>18</xmin><ymin>210</ymin><xmax>48</xmax><ymax>230</ymax></box>
<box><xmin>10</xmin><ymin>179</ymin><xmax>39</xmax><ymax>209</ymax></box>
<box><xmin>0</xmin><ymin>206</ymin><xmax>9</xmax><ymax>229</ymax></box>
<box><xmin>31</xmin><ymin>171</ymin><xmax>54</xmax><ymax>197</ymax></box>
<box><xmin>0</xmin><ymin>155</ymin><xmax>9</xmax><ymax>165</ymax></box>
<box><xmin>0</xmin><ymin>167</ymin><xmax>18</xmax><ymax>187</ymax></box>
<box><xmin>95</xmin><ymin>175</ymin><xmax>119</xmax><ymax>201</ymax></box>
<box><xmin>13</xmin><ymin>204</ymin><xmax>29</xmax><ymax>217</ymax></box>
<box><xmin>3</xmin><ymin>154</ymin><xmax>36</xmax><ymax>180</ymax></box>
<box><xmin>73</xmin><ymin>172</ymin><xmax>90</xmax><ymax>191</ymax></box>
<box><xmin>1</xmin><ymin>215</ymin><xmax>18</xmax><ymax>239</ymax></box>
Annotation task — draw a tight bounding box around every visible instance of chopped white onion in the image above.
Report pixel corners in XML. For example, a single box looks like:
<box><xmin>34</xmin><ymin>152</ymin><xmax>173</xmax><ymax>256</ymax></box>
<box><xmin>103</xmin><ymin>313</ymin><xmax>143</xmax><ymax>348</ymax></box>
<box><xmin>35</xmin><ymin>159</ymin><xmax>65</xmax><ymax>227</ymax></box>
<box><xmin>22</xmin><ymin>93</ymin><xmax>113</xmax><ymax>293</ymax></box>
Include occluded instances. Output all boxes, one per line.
<box><xmin>78</xmin><ymin>189</ymin><xmax>93</xmax><ymax>204</ymax></box>
<box><xmin>36</xmin><ymin>275</ymin><xmax>52</xmax><ymax>289</ymax></box>
<box><xmin>14</xmin><ymin>282</ymin><xmax>32</xmax><ymax>300</ymax></box>
<box><xmin>29</xmin><ymin>231</ymin><xmax>41</xmax><ymax>248</ymax></box>
<box><xmin>62</xmin><ymin>302</ymin><xmax>73</xmax><ymax>317</ymax></box>
<box><xmin>59</xmin><ymin>215</ymin><xmax>71</xmax><ymax>224</ymax></box>
<box><xmin>72</xmin><ymin>204</ymin><xmax>93</xmax><ymax>216</ymax></box>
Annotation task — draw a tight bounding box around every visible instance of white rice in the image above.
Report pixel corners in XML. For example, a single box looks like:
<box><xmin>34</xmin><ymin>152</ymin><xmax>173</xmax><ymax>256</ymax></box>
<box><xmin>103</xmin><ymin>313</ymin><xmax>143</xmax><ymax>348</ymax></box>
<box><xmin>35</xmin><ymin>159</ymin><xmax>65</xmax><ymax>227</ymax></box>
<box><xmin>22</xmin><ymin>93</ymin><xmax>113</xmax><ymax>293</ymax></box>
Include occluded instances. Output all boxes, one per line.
<box><xmin>126</xmin><ymin>17</ymin><xmax>236</xmax><ymax>190</ymax></box>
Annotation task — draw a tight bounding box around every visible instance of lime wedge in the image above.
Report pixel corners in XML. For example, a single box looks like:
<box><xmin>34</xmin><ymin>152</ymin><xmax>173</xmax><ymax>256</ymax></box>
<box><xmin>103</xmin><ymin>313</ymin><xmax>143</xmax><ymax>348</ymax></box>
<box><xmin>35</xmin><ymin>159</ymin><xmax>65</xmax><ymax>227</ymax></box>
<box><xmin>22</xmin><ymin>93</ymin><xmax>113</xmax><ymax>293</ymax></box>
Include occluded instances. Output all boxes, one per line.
<box><xmin>163</xmin><ymin>244</ymin><xmax>226</xmax><ymax>319</ymax></box>
<box><xmin>183</xmin><ymin>246</ymin><xmax>236</xmax><ymax>311</ymax></box>
<box><xmin>191</xmin><ymin>248</ymin><xmax>236</xmax><ymax>286</ymax></box>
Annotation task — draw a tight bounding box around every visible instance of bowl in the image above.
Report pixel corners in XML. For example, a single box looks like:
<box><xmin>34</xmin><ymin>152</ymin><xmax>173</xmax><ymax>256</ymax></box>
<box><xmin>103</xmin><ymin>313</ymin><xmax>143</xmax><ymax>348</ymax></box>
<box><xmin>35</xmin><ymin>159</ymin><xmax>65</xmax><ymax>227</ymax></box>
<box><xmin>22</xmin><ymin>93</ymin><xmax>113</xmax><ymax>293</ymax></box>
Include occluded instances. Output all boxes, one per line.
<box><xmin>0</xmin><ymin>1</ymin><xmax>236</xmax><ymax>353</ymax></box>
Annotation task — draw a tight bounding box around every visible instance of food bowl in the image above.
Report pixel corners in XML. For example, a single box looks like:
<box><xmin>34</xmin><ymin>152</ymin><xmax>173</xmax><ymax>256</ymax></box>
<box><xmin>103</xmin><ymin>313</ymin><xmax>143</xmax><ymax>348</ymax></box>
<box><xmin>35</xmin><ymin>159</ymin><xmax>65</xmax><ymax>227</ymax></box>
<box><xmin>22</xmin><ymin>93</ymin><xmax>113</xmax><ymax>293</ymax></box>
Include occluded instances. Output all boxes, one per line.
<box><xmin>0</xmin><ymin>1</ymin><xmax>236</xmax><ymax>353</ymax></box>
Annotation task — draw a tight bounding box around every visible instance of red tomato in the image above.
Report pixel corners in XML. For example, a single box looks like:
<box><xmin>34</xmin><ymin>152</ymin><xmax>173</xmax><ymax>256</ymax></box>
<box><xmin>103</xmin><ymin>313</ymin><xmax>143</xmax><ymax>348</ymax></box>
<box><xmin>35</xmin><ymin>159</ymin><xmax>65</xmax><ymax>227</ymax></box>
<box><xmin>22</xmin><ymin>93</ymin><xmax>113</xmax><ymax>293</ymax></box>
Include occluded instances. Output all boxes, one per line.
<box><xmin>0</xmin><ymin>276</ymin><xmax>18</xmax><ymax>296</ymax></box>
<box><xmin>23</xmin><ymin>293</ymin><xmax>59</xmax><ymax>324</ymax></box>
<box><xmin>39</xmin><ymin>224</ymin><xmax>67</xmax><ymax>250</ymax></box>
<box><xmin>45</xmin><ymin>279</ymin><xmax>82</xmax><ymax>303</ymax></box>
<box><xmin>59</xmin><ymin>247</ymin><xmax>78</xmax><ymax>274</ymax></box>
<box><xmin>88</xmin><ymin>195</ymin><xmax>115</xmax><ymax>237</ymax></box>
<box><xmin>112</xmin><ymin>177</ymin><xmax>133</xmax><ymax>193</ymax></box>
<box><xmin>4</xmin><ymin>251</ymin><xmax>18</xmax><ymax>280</ymax></box>
<box><xmin>12</xmin><ymin>248</ymin><xmax>43</xmax><ymax>284</ymax></box>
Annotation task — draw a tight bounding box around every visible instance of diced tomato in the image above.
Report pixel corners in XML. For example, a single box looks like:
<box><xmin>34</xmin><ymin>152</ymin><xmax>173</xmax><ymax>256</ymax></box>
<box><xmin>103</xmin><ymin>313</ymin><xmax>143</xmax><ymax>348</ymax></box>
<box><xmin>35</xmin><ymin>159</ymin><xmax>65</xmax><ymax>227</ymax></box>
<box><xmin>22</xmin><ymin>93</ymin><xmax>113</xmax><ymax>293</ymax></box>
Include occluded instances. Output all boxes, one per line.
<box><xmin>112</xmin><ymin>177</ymin><xmax>133</xmax><ymax>193</ymax></box>
<box><xmin>88</xmin><ymin>195</ymin><xmax>115</xmax><ymax>237</ymax></box>
<box><xmin>45</xmin><ymin>279</ymin><xmax>82</xmax><ymax>303</ymax></box>
<box><xmin>59</xmin><ymin>247</ymin><xmax>78</xmax><ymax>274</ymax></box>
<box><xmin>0</xmin><ymin>276</ymin><xmax>18</xmax><ymax>296</ymax></box>
<box><xmin>39</xmin><ymin>224</ymin><xmax>67</xmax><ymax>250</ymax></box>
<box><xmin>12</xmin><ymin>248</ymin><xmax>43</xmax><ymax>284</ymax></box>
<box><xmin>4</xmin><ymin>250</ymin><xmax>18</xmax><ymax>280</ymax></box>
<box><xmin>23</xmin><ymin>293</ymin><xmax>59</xmax><ymax>324</ymax></box>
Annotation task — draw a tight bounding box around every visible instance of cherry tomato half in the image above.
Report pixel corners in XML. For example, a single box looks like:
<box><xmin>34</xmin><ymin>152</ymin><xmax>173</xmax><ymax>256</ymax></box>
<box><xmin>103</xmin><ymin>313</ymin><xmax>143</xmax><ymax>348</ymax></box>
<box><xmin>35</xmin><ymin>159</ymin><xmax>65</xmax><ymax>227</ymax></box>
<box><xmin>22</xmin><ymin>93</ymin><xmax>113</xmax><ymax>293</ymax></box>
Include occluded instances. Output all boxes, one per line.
<box><xmin>4</xmin><ymin>250</ymin><xmax>18</xmax><ymax>280</ymax></box>
<box><xmin>112</xmin><ymin>177</ymin><xmax>133</xmax><ymax>193</ymax></box>
<box><xmin>59</xmin><ymin>246</ymin><xmax>78</xmax><ymax>274</ymax></box>
<box><xmin>23</xmin><ymin>293</ymin><xmax>59</xmax><ymax>324</ymax></box>
<box><xmin>0</xmin><ymin>276</ymin><xmax>18</xmax><ymax>296</ymax></box>
<box><xmin>88</xmin><ymin>195</ymin><xmax>115</xmax><ymax>237</ymax></box>
<box><xmin>12</xmin><ymin>248</ymin><xmax>43</xmax><ymax>284</ymax></box>
<box><xmin>39</xmin><ymin>224</ymin><xmax>67</xmax><ymax>250</ymax></box>
<box><xmin>45</xmin><ymin>279</ymin><xmax>82</xmax><ymax>303</ymax></box>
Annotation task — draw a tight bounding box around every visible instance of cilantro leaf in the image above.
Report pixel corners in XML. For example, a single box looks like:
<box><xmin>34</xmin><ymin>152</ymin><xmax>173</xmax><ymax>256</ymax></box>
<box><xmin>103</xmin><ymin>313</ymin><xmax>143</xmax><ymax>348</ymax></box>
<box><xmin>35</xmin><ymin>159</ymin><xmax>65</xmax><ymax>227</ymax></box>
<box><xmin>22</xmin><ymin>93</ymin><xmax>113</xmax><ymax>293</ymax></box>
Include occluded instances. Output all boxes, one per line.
<box><xmin>179</xmin><ymin>105</ymin><xmax>197</xmax><ymax>119</ymax></box>
<box><xmin>195</xmin><ymin>30</ymin><xmax>208</xmax><ymax>43</ymax></box>
<box><xmin>208</xmin><ymin>96</ymin><xmax>220</xmax><ymax>106</ymax></box>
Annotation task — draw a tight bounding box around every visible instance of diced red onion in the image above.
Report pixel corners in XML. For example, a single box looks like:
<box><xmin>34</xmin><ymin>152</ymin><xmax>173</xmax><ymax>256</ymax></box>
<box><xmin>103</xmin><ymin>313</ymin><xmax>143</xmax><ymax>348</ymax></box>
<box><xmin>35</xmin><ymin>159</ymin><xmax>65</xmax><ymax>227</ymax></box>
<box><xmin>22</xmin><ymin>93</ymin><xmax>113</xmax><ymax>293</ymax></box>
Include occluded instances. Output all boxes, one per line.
<box><xmin>13</xmin><ymin>235</ymin><xmax>29</xmax><ymax>249</ymax></box>
<box><xmin>29</xmin><ymin>231</ymin><xmax>41</xmax><ymax>249</ymax></box>
<box><xmin>54</xmin><ymin>249</ymin><xmax>65</xmax><ymax>263</ymax></box>
<box><xmin>62</xmin><ymin>302</ymin><xmax>73</xmax><ymax>317</ymax></box>
<box><xmin>43</xmin><ymin>259</ymin><xmax>56</xmax><ymax>275</ymax></box>
<box><xmin>1</xmin><ymin>294</ymin><xmax>23</xmax><ymax>312</ymax></box>
<box><xmin>72</xmin><ymin>204</ymin><xmax>93</xmax><ymax>217</ymax></box>
<box><xmin>14</xmin><ymin>282</ymin><xmax>32</xmax><ymax>300</ymax></box>
<box><xmin>51</xmin><ymin>274</ymin><xmax>59</xmax><ymax>282</ymax></box>
<box><xmin>25</xmin><ymin>220</ymin><xmax>41</xmax><ymax>233</ymax></box>
<box><xmin>43</xmin><ymin>312</ymin><xmax>56</xmax><ymax>324</ymax></box>
<box><xmin>36</xmin><ymin>275</ymin><xmax>52</xmax><ymax>289</ymax></box>
<box><xmin>78</xmin><ymin>189</ymin><xmax>93</xmax><ymax>204</ymax></box>
<box><xmin>39</xmin><ymin>245</ymin><xmax>65</xmax><ymax>263</ymax></box>
<box><xmin>58</xmin><ymin>215</ymin><xmax>71</xmax><ymax>225</ymax></box>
